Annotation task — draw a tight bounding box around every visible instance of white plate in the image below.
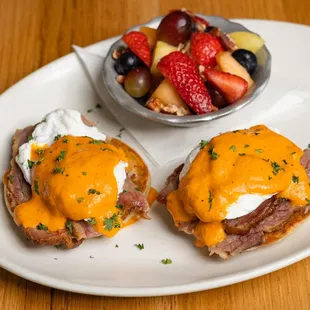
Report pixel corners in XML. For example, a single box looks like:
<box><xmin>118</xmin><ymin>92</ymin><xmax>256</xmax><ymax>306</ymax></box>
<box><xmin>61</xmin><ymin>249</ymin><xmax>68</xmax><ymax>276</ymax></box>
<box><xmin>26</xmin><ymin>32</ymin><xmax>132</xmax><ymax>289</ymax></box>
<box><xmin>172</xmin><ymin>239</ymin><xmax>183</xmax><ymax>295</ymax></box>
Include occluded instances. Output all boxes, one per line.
<box><xmin>1</xmin><ymin>19</ymin><xmax>310</xmax><ymax>297</ymax></box>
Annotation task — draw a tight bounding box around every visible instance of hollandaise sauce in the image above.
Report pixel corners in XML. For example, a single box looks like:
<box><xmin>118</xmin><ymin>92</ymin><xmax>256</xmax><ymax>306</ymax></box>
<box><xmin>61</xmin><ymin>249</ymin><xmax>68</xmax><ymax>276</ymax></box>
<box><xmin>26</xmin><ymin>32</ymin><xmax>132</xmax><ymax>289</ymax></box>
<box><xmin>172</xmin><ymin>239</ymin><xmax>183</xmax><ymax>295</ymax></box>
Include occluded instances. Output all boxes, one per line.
<box><xmin>14</xmin><ymin>136</ymin><xmax>128</xmax><ymax>238</ymax></box>
<box><xmin>167</xmin><ymin>125</ymin><xmax>310</xmax><ymax>247</ymax></box>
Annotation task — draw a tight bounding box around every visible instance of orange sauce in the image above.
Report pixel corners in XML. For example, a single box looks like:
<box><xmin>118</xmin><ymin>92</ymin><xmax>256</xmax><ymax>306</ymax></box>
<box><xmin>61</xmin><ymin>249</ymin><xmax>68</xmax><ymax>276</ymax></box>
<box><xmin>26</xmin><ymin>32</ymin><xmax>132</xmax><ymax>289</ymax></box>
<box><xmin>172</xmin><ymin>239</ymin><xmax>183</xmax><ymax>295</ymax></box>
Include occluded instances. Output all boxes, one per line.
<box><xmin>147</xmin><ymin>187</ymin><xmax>158</xmax><ymax>207</ymax></box>
<box><xmin>167</xmin><ymin>125</ymin><xmax>310</xmax><ymax>247</ymax></box>
<box><xmin>14</xmin><ymin>135</ymin><xmax>128</xmax><ymax>238</ymax></box>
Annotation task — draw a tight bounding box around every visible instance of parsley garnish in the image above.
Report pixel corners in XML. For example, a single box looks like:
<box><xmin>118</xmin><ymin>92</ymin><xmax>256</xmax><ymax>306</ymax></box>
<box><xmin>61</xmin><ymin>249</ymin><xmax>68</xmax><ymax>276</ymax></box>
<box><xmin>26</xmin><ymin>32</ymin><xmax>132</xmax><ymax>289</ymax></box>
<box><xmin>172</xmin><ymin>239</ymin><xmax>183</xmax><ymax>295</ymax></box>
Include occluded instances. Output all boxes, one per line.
<box><xmin>37</xmin><ymin>223</ymin><xmax>48</xmax><ymax>231</ymax></box>
<box><xmin>37</xmin><ymin>149</ymin><xmax>44</xmax><ymax>155</ymax></box>
<box><xmin>27</xmin><ymin>135</ymin><xmax>33</xmax><ymax>142</ymax></box>
<box><xmin>86</xmin><ymin>218</ymin><xmax>96</xmax><ymax>225</ymax></box>
<box><xmin>292</xmin><ymin>175</ymin><xmax>299</xmax><ymax>184</ymax></box>
<box><xmin>96</xmin><ymin>104</ymin><xmax>102</xmax><ymax>109</ymax></box>
<box><xmin>41</xmin><ymin>118</ymin><xmax>47</xmax><ymax>123</ymax></box>
<box><xmin>55</xmin><ymin>244</ymin><xmax>61</xmax><ymax>249</ymax></box>
<box><xmin>254</xmin><ymin>132</ymin><xmax>260</xmax><ymax>136</ymax></box>
<box><xmin>232</xmin><ymin>130</ymin><xmax>239</xmax><ymax>133</ymax></box>
<box><xmin>88</xmin><ymin>189</ymin><xmax>101</xmax><ymax>195</ymax></box>
<box><xmin>199</xmin><ymin>140</ymin><xmax>209</xmax><ymax>149</ymax></box>
<box><xmin>66</xmin><ymin>220</ymin><xmax>72</xmax><ymax>234</ymax></box>
<box><xmin>76</xmin><ymin>143</ymin><xmax>81</xmax><ymax>146</ymax></box>
<box><xmin>56</xmin><ymin>150</ymin><xmax>66</xmax><ymax>162</ymax></box>
<box><xmin>116</xmin><ymin>205</ymin><xmax>123</xmax><ymax>210</ymax></box>
<box><xmin>115</xmin><ymin>244</ymin><xmax>119</xmax><ymax>248</ymax></box>
<box><xmin>122</xmin><ymin>190</ymin><xmax>127</xmax><ymax>194</ymax></box>
<box><xmin>87</xmin><ymin>109</ymin><xmax>93</xmax><ymax>113</ymax></box>
<box><xmin>135</xmin><ymin>243</ymin><xmax>144</xmax><ymax>250</ymax></box>
<box><xmin>117</xmin><ymin>128</ymin><xmax>125</xmax><ymax>138</ymax></box>
<box><xmin>100</xmin><ymin>148</ymin><xmax>113</xmax><ymax>152</ymax></box>
<box><xmin>238</xmin><ymin>153</ymin><xmax>246</xmax><ymax>156</ymax></box>
<box><xmin>161</xmin><ymin>258</ymin><xmax>172</xmax><ymax>265</ymax></box>
<box><xmin>8</xmin><ymin>175</ymin><xmax>14</xmax><ymax>184</ymax></box>
<box><xmin>28</xmin><ymin>160</ymin><xmax>35</xmax><ymax>169</ymax></box>
<box><xmin>63</xmin><ymin>138</ymin><xmax>68</xmax><ymax>143</ymax></box>
<box><xmin>208</xmin><ymin>145</ymin><xmax>219</xmax><ymax>160</ymax></box>
<box><xmin>104</xmin><ymin>214</ymin><xmax>120</xmax><ymax>231</ymax></box>
<box><xmin>135</xmin><ymin>187</ymin><xmax>141</xmax><ymax>192</ymax></box>
<box><xmin>229</xmin><ymin>145</ymin><xmax>236</xmax><ymax>152</ymax></box>
<box><xmin>53</xmin><ymin>167</ymin><xmax>64</xmax><ymax>174</ymax></box>
<box><xmin>34</xmin><ymin>179</ymin><xmax>39</xmax><ymax>194</ymax></box>
<box><xmin>36</xmin><ymin>158</ymin><xmax>44</xmax><ymax>166</ymax></box>
<box><xmin>89</xmin><ymin>139</ymin><xmax>102</xmax><ymax>144</ymax></box>
<box><xmin>255</xmin><ymin>149</ymin><xmax>263</xmax><ymax>153</ymax></box>
<box><xmin>208</xmin><ymin>190</ymin><xmax>213</xmax><ymax>211</ymax></box>
<box><xmin>77</xmin><ymin>197</ymin><xmax>84</xmax><ymax>203</ymax></box>
<box><xmin>244</xmin><ymin>144</ymin><xmax>250</xmax><ymax>148</ymax></box>
<box><xmin>291</xmin><ymin>152</ymin><xmax>296</xmax><ymax>155</ymax></box>
<box><xmin>306</xmin><ymin>198</ymin><xmax>310</xmax><ymax>204</ymax></box>
<box><xmin>308</xmin><ymin>144</ymin><xmax>310</xmax><ymax>149</ymax></box>
<box><xmin>54</xmin><ymin>134</ymin><xmax>61</xmax><ymax>141</ymax></box>
<box><xmin>268</xmin><ymin>176</ymin><xmax>272</xmax><ymax>180</ymax></box>
<box><xmin>263</xmin><ymin>158</ymin><xmax>270</xmax><ymax>162</ymax></box>
<box><xmin>283</xmin><ymin>159</ymin><xmax>288</xmax><ymax>165</ymax></box>
<box><xmin>82</xmin><ymin>171</ymin><xmax>87</xmax><ymax>175</ymax></box>
<box><xmin>271</xmin><ymin>161</ymin><xmax>282</xmax><ymax>175</ymax></box>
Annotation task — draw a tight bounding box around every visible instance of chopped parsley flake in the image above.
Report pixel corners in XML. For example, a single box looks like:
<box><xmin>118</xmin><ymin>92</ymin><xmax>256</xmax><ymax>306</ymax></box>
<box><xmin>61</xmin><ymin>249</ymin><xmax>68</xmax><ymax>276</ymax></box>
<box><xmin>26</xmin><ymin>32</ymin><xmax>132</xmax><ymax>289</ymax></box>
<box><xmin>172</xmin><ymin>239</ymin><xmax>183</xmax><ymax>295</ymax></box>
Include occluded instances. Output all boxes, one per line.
<box><xmin>208</xmin><ymin>145</ymin><xmax>219</xmax><ymax>160</ymax></box>
<box><xmin>283</xmin><ymin>159</ymin><xmax>288</xmax><ymax>165</ymax></box>
<box><xmin>306</xmin><ymin>198</ymin><xmax>310</xmax><ymax>204</ymax></box>
<box><xmin>292</xmin><ymin>175</ymin><xmax>299</xmax><ymax>184</ymax></box>
<box><xmin>63</xmin><ymin>138</ymin><xmax>68</xmax><ymax>143</ymax></box>
<box><xmin>238</xmin><ymin>153</ymin><xmax>246</xmax><ymax>156</ymax></box>
<box><xmin>161</xmin><ymin>258</ymin><xmax>172</xmax><ymax>265</ymax></box>
<box><xmin>96</xmin><ymin>104</ymin><xmax>102</xmax><ymax>109</ymax></box>
<box><xmin>100</xmin><ymin>148</ymin><xmax>113</xmax><ymax>152</ymax></box>
<box><xmin>244</xmin><ymin>144</ymin><xmax>250</xmax><ymax>148</ymax></box>
<box><xmin>41</xmin><ymin>118</ymin><xmax>47</xmax><ymax>123</ymax></box>
<box><xmin>55</xmin><ymin>244</ymin><xmax>61</xmax><ymax>249</ymax></box>
<box><xmin>27</xmin><ymin>160</ymin><xmax>35</xmax><ymax>169</ymax></box>
<box><xmin>229</xmin><ymin>145</ymin><xmax>236</xmax><ymax>152</ymax></box>
<box><xmin>116</xmin><ymin>205</ymin><xmax>123</xmax><ymax>210</ymax></box>
<box><xmin>89</xmin><ymin>255</ymin><xmax>94</xmax><ymax>259</ymax></box>
<box><xmin>271</xmin><ymin>161</ymin><xmax>283</xmax><ymax>175</ymax></box>
<box><xmin>27</xmin><ymin>135</ymin><xmax>33</xmax><ymax>142</ymax></box>
<box><xmin>77</xmin><ymin>197</ymin><xmax>84</xmax><ymax>203</ymax></box>
<box><xmin>255</xmin><ymin>149</ymin><xmax>263</xmax><ymax>153</ymax></box>
<box><xmin>308</xmin><ymin>144</ymin><xmax>310</xmax><ymax>149</ymax></box>
<box><xmin>54</xmin><ymin>134</ymin><xmax>61</xmax><ymax>141</ymax></box>
<box><xmin>115</xmin><ymin>244</ymin><xmax>119</xmax><ymax>248</ymax></box>
<box><xmin>56</xmin><ymin>150</ymin><xmax>66</xmax><ymax>162</ymax></box>
<box><xmin>8</xmin><ymin>175</ymin><xmax>14</xmax><ymax>184</ymax></box>
<box><xmin>37</xmin><ymin>223</ymin><xmax>48</xmax><ymax>231</ymax></box>
<box><xmin>232</xmin><ymin>130</ymin><xmax>239</xmax><ymax>133</ymax></box>
<box><xmin>37</xmin><ymin>149</ymin><xmax>44</xmax><ymax>155</ymax></box>
<box><xmin>117</xmin><ymin>128</ymin><xmax>125</xmax><ymax>138</ymax></box>
<box><xmin>87</xmin><ymin>109</ymin><xmax>93</xmax><ymax>113</ymax></box>
<box><xmin>88</xmin><ymin>189</ymin><xmax>101</xmax><ymax>195</ymax></box>
<box><xmin>199</xmin><ymin>140</ymin><xmax>209</xmax><ymax>149</ymax></box>
<box><xmin>89</xmin><ymin>139</ymin><xmax>102</xmax><ymax>145</ymax></box>
<box><xmin>53</xmin><ymin>167</ymin><xmax>64</xmax><ymax>174</ymax></box>
<box><xmin>122</xmin><ymin>190</ymin><xmax>127</xmax><ymax>194</ymax></box>
<box><xmin>82</xmin><ymin>171</ymin><xmax>87</xmax><ymax>175</ymax></box>
<box><xmin>135</xmin><ymin>243</ymin><xmax>144</xmax><ymax>250</ymax></box>
<box><xmin>135</xmin><ymin>187</ymin><xmax>141</xmax><ymax>192</ymax></box>
<box><xmin>254</xmin><ymin>132</ymin><xmax>260</xmax><ymax>136</ymax></box>
<box><xmin>36</xmin><ymin>158</ymin><xmax>44</xmax><ymax>166</ymax></box>
<box><xmin>86</xmin><ymin>218</ymin><xmax>96</xmax><ymax>225</ymax></box>
<box><xmin>76</xmin><ymin>143</ymin><xmax>81</xmax><ymax>146</ymax></box>
<box><xmin>34</xmin><ymin>179</ymin><xmax>39</xmax><ymax>195</ymax></box>
<box><xmin>263</xmin><ymin>158</ymin><xmax>270</xmax><ymax>162</ymax></box>
<box><xmin>208</xmin><ymin>190</ymin><xmax>213</xmax><ymax>211</ymax></box>
<box><xmin>291</xmin><ymin>152</ymin><xmax>296</xmax><ymax>155</ymax></box>
<box><xmin>104</xmin><ymin>214</ymin><xmax>120</xmax><ymax>231</ymax></box>
<box><xmin>268</xmin><ymin>176</ymin><xmax>272</xmax><ymax>180</ymax></box>
<box><xmin>66</xmin><ymin>220</ymin><xmax>72</xmax><ymax>234</ymax></box>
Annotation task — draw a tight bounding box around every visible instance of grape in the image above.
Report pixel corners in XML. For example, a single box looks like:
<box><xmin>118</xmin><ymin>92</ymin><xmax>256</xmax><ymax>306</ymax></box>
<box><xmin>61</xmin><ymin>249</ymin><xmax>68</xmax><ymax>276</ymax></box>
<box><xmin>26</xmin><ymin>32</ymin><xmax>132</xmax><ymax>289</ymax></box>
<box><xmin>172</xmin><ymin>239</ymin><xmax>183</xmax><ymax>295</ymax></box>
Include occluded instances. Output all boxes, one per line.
<box><xmin>157</xmin><ymin>11</ymin><xmax>192</xmax><ymax>46</ymax></box>
<box><xmin>206</xmin><ymin>83</ymin><xmax>227</xmax><ymax>109</ymax></box>
<box><xmin>124</xmin><ymin>67</ymin><xmax>151</xmax><ymax>98</ymax></box>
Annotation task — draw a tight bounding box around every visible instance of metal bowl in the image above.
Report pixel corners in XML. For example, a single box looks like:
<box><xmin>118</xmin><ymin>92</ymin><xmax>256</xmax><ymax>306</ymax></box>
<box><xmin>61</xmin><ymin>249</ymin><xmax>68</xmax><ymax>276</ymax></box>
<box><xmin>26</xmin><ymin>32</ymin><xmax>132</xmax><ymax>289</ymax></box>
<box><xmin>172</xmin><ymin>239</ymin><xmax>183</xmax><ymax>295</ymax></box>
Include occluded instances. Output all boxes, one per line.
<box><xmin>103</xmin><ymin>15</ymin><xmax>271</xmax><ymax>128</ymax></box>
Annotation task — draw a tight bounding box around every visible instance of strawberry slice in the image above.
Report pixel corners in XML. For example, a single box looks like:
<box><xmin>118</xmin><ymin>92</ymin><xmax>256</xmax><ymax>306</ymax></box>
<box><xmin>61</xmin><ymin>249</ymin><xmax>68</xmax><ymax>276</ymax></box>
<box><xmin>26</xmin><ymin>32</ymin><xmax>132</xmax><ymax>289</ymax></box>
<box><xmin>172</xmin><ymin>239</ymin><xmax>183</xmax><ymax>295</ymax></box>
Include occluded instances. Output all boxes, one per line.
<box><xmin>157</xmin><ymin>51</ymin><xmax>213</xmax><ymax>114</ymax></box>
<box><xmin>122</xmin><ymin>31</ymin><xmax>151</xmax><ymax>67</ymax></box>
<box><xmin>203</xmin><ymin>68</ymin><xmax>248</xmax><ymax>104</ymax></box>
<box><xmin>190</xmin><ymin>32</ymin><xmax>223</xmax><ymax>67</ymax></box>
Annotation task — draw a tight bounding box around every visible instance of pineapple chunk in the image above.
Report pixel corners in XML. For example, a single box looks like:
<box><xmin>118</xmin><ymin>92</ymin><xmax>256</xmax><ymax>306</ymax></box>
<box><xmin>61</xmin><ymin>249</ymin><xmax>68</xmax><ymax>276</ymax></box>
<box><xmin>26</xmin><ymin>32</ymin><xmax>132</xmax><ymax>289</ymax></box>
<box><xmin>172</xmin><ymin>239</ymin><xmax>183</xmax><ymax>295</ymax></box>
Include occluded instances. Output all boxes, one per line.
<box><xmin>151</xmin><ymin>41</ymin><xmax>177</xmax><ymax>77</ymax></box>
<box><xmin>146</xmin><ymin>79</ymin><xmax>192</xmax><ymax>115</ymax></box>
<box><xmin>216</xmin><ymin>51</ymin><xmax>254</xmax><ymax>88</ymax></box>
<box><xmin>229</xmin><ymin>32</ymin><xmax>264</xmax><ymax>54</ymax></box>
<box><xmin>140</xmin><ymin>26</ymin><xmax>157</xmax><ymax>50</ymax></box>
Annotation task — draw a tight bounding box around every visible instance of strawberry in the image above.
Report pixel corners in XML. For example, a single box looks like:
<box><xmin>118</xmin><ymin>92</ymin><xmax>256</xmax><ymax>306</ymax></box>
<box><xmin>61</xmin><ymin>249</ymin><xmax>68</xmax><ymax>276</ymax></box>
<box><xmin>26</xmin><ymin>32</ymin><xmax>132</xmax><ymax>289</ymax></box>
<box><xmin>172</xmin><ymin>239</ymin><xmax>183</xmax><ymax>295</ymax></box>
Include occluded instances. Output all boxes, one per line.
<box><xmin>157</xmin><ymin>51</ymin><xmax>213</xmax><ymax>114</ymax></box>
<box><xmin>190</xmin><ymin>32</ymin><xmax>223</xmax><ymax>67</ymax></box>
<box><xmin>203</xmin><ymin>68</ymin><xmax>248</xmax><ymax>104</ymax></box>
<box><xmin>122</xmin><ymin>31</ymin><xmax>151</xmax><ymax>67</ymax></box>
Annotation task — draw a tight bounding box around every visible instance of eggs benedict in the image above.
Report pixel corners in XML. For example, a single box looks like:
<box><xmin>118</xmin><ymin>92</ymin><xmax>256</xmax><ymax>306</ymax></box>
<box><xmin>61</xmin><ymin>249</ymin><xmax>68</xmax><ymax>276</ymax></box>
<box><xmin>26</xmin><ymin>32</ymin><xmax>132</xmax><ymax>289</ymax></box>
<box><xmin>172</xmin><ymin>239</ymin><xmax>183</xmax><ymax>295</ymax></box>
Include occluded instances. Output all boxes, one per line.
<box><xmin>158</xmin><ymin>125</ymin><xmax>310</xmax><ymax>258</ymax></box>
<box><xmin>4</xmin><ymin>109</ymin><xmax>150</xmax><ymax>248</ymax></box>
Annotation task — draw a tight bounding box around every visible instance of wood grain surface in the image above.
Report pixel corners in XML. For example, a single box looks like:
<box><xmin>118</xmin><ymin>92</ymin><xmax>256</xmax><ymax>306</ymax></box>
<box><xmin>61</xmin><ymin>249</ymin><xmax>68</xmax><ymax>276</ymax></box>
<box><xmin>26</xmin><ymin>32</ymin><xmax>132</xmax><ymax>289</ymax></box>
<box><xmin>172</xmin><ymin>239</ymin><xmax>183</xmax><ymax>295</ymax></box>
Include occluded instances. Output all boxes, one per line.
<box><xmin>1</xmin><ymin>0</ymin><xmax>310</xmax><ymax>309</ymax></box>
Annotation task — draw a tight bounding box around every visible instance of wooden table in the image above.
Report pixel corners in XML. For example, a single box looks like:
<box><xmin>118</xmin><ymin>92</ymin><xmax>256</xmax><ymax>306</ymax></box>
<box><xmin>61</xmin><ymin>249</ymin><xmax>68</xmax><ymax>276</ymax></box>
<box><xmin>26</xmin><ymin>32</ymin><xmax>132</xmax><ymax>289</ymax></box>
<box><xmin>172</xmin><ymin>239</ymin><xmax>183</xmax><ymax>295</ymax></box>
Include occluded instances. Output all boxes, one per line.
<box><xmin>1</xmin><ymin>0</ymin><xmax>310</xmax><ymax>309</ymax></box>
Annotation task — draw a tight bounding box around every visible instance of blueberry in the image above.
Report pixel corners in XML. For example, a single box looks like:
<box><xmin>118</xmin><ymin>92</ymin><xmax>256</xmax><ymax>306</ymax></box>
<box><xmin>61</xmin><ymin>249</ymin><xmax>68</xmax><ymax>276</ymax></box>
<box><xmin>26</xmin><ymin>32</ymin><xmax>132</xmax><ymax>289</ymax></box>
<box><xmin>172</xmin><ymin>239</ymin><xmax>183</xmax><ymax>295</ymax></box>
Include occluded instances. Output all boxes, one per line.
<box><xmin>120</xmin><ymin>52</ymin><xmax>141</xmax><ymax>71</ymax></box>
<box><xmin>114</xmin><ymin>61</ymin><xmax>127</xmax><ymax>75</ymax></box>
<box><xmin>232</xmin><ymin>49</ymin><xmax>258</xmax><ymax>75</ymax></box>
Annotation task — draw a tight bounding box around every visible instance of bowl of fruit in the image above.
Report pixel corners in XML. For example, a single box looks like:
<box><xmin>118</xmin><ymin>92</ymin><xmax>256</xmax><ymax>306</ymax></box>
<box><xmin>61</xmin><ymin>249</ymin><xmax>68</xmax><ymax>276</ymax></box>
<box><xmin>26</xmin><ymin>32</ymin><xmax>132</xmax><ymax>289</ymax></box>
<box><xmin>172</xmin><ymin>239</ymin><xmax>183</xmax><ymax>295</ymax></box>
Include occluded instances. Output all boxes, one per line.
<box><xmin>103</xmin><ymin>9</ymin><xmax>271</xmax><ymax>127</ymax></box>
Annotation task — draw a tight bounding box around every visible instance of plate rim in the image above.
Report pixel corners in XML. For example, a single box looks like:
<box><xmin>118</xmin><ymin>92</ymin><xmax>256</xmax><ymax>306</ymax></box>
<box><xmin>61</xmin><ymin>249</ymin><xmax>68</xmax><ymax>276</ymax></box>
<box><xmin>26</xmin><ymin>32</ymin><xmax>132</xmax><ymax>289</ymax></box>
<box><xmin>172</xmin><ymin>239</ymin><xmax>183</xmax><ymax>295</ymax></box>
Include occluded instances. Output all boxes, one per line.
<box><xmin>1</xmin><ymin>19</ymin><xmax>310</xmax><ymax>297</ymax></box>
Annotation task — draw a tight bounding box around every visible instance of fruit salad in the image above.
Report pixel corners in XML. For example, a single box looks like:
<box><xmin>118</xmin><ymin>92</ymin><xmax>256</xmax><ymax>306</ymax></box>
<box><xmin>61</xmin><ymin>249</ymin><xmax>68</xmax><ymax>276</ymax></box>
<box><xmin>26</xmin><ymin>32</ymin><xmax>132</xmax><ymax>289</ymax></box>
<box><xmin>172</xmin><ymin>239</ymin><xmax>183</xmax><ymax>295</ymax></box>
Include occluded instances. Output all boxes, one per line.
<box><xmin>112</xmin><ymin>9</ymin><xmax>265</xmax><ymax>116</ymax></box>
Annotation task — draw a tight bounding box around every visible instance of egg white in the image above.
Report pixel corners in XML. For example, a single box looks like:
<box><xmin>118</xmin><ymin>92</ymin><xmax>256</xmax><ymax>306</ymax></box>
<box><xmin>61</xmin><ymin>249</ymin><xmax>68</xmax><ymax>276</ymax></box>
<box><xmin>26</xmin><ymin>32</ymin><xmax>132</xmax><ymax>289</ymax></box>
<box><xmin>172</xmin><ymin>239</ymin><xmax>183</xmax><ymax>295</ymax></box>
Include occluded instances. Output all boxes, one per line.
<box><xmin>16</xmin><ymin>109</ymin><xmax>128</xmax><ymax>194</ymax></box>
<box><xmin>179</xmin><ymin>145</ymin><xmax>274</xmax><ymax>219</ymax></box>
